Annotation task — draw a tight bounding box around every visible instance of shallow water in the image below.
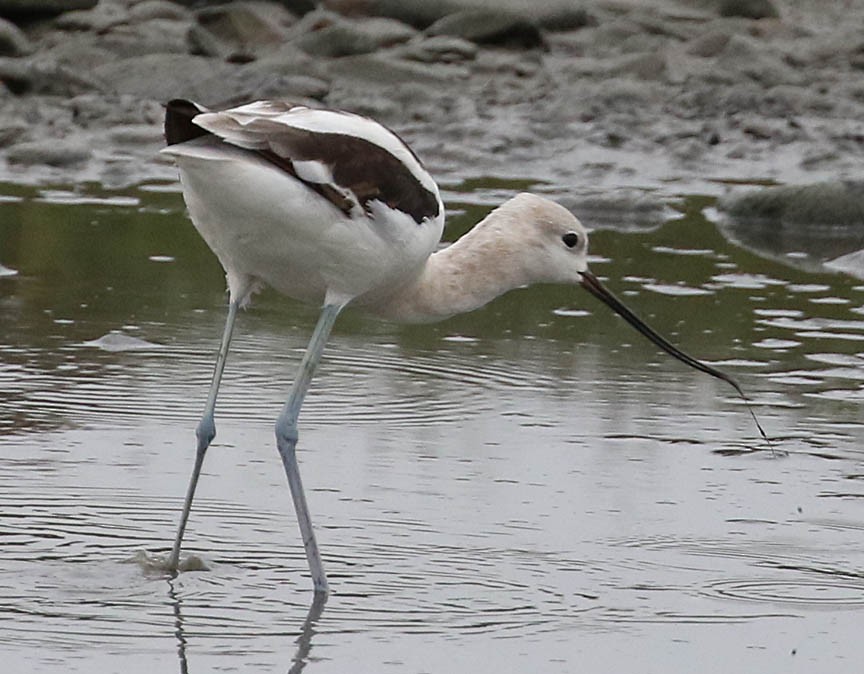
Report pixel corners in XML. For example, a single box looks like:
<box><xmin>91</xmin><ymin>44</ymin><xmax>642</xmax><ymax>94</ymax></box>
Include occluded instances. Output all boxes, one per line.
<box><xmin>1</xmin><ymin>182</ymin><xmax>863</xmax><ymax>673</ymax></box>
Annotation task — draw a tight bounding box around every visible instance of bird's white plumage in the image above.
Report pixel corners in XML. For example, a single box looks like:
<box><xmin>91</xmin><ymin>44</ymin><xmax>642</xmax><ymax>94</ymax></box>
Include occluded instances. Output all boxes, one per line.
<box><xmin>163</xmin><ymin>139</ymin><xmax>444</xmax><ymax>309</ymax></box>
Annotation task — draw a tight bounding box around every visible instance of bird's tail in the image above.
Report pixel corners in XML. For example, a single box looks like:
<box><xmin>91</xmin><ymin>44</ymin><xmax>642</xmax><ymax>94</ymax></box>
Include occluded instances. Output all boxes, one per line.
<box><xmin>164</xmin><ymin>99</ymin><xmax>210</xmax><ymax>146</ymax></box>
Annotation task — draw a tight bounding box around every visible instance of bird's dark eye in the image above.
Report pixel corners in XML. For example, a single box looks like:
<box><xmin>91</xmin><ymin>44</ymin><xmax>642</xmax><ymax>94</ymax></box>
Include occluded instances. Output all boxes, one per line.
<box><xmin>562</xmin><ymin>232</ymin><xmax>579</xmax><ymax>248</ymax></box>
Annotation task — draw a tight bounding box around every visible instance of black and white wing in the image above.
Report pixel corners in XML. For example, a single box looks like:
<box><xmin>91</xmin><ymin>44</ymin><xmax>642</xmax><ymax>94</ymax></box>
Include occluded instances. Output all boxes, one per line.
<box><xmin>164</xmin><ymin>99</ymin><xmax>441</xmax><ymax>225</ymax></box>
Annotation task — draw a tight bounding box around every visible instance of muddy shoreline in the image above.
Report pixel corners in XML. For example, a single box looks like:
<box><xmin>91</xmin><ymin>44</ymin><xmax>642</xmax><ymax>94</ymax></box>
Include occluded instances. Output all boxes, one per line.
<box><xmin>0</xmin><ymin>0</ymin><xmax>863</xmax><ymax>204</ymax></box>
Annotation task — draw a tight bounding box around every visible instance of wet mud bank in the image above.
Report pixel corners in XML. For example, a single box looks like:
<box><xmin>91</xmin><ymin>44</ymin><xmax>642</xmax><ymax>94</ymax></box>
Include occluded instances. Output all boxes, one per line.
<box><xmin>0</xmin><ymin>0</ymin><xmax>862</xmax><ymax>261</ymax></box>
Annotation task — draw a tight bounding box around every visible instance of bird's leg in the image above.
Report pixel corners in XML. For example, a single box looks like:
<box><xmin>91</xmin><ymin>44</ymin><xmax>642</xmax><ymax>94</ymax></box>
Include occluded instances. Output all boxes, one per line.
<box><xmin>168</xmin><ymin>298</ymin><xmax>241</xmax><ymax>571</ymax></box>
<box><xmin>275</xmin><ymin>302</ymin><xmax>343</xmax><ymax>596</ymax></box>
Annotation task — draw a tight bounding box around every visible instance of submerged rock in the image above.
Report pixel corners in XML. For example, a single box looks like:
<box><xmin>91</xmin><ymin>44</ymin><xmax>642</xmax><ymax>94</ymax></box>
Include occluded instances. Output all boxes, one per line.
<box><xmin>825</xmin><ymin>249</ymin><xmax>864</xmax><ymax>280</ymax></box>
<box><xmin>7</xmin><ymin>139</ymin><xmax>92</xmax><ymax>167</ymax></box>
<box><xmin>719</xmin><ymin>181</ymin><xmax>864</xmax><ymax>227</ymax></box>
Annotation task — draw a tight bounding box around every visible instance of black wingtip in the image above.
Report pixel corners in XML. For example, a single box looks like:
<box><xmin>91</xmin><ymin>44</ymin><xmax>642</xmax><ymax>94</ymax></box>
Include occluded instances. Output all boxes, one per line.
<box><xmin>164</xmin><ymin>99</ymin><xmax>210</xmax><ymax>146</ymax></box>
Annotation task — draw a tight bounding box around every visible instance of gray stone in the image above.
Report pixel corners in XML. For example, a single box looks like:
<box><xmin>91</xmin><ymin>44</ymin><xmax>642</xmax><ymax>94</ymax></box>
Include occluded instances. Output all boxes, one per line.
<box><xmin>426</xmin><ymin>10</ymin><xmax>545</xmax><ymax>49</ymax></box>
<box><xmin>53</xmin><ymin>4</ymin><xmax>128</xmax><ymax>31</ymax></box>
<box><xmin>719</xmin><ymin>0</ymin><xmax>779</xmax><ymax>20</ymax></box>
<box><xmin>0</xmin><ymin>56</ymin><xmax>103</xmax><ymax>95</ymax></box>
<box><xmin>560</xmin><ymin>189</ymin><xmax>669</xmax><ymax>231</ymax></box>
<box><xmin>7</xmin><ymin>138</ymin><xmax>91</xmax><ymax>166</ymax></box>
<box><xmin>323</xmin><ymin>0</ymin><xmax>463</xmax><ymax>29</ymax></box>
<box><xmin>535</xmin><ymin>7</ymin><xmax>594</xmax><ymax>32</ymax></box>
<box><xmin>0</xmin><ymin>0</ymin><xmax>97</xmax><ymax>19</ymax></box>
<box><xmin>173</xmin><ymin>0</ymin><xmax>316</xmax><ymax>14</ymax></box>
<box><xmin>0</xmin><ymin>119</ymin><xmax>28</xmax><ymax>147</ymax></box>
<box><xmin>277</xmin><ymin>0</ymin><xmax>317</xmax><ymax>15</ymax></box>
<box><xmin>97</xmin><ymin>18</ymin><xmax>190</xmax><ymax>58</ymax></box>
<box><xmin>686</xmin><ymin>30</ymin><xmax>731</xmax><ymax>57</ymax></box>
<box><xmin>39</xmin><ymin>34</ymin><xmax>114</xmax><ymax>70</ymax></box>
<box><xmin>241</xmin><ymin>43</ymin><xmax>330</xmax><ymax>79</ymax></box>
<box><xmin>66</xmin><ymin>93</ymin><xmax>164</xmax><ymax>127</ymax></box>
<box><xmin>398</xmin><ymin>35</ymin><xmax>477</xmax><ymax>64</ymax></box>
<box><xmin>190</xmin><ymin>1</ymin><xmax>296</xmax><ymax>60</ymax></box>
<box><xmin>716</xmin><ymin>34</ymin><xmax>802</xmax><ymax>86</ymax></box>
<box><xmin>128</xmin><ymin>1</ymin><xmax>191</xmax><ymax>23</ymax></box>
<box><xmin>0</xmin><ymin>15</ymin><xmax>31</xmax><ymax>55</ymax></box>
<box><xmin>327</xmin><ymin>50</ymin><xmax>468</xmax><ymax>85</ymax></box>
<box><xmin>91</xmin><ymin>50</ymin><xmax>329</xmax><ymax>105</ymax></box>
<box><xmin>107</xmin><ymin>123</ymin><xmax>164</xmax><ymax>145</ymax></box>
<box><xmin>297</xmin><ymin>16</ymin><xmax>416</xmax><ymax>58</ymax></box>
<box><xmin>608</xmin><ymin>51</ymin><xmax>667</xmax><ymax>80</ymax></box>
<box><xmin>236</xmin><ymin>72</ymin><xmax>330</xmax><ymax>101</ymax></box>
<box><xmin>92</xmin><ymin>53</ymin><xmax>239</xmax><ymax>102</ymax></box>
<box><xmin>720</xmin><ymin>182</ymin><xmax>864</xmax><ymax>227</ymax></box>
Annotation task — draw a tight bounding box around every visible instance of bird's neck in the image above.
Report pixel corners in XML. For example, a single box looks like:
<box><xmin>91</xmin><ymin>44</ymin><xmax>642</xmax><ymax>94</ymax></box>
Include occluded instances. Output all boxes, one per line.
<box><xmin>363</xmin><ymin>218</ymin><xmax>530</xmax><ymax>323</ymax></box>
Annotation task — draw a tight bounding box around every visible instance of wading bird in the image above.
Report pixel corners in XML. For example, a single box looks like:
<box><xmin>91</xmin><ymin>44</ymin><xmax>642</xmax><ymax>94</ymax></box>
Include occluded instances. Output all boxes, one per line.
<box><xmin>162</xmin><ymin>99</ymin><xmax>767</xmax><ymax>596</ymax></box>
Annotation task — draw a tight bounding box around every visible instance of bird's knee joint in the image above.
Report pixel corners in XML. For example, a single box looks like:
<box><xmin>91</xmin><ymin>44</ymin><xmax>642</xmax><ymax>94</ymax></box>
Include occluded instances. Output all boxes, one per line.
<box><xmin>275</xmin><ymin>417</ymin><xmax>299</xmax><ymax>448</ymax></box>
<box><xmin>196</xmin><ymin>415</ymin><xmax>216</xmax><ymax>450</ymax></box>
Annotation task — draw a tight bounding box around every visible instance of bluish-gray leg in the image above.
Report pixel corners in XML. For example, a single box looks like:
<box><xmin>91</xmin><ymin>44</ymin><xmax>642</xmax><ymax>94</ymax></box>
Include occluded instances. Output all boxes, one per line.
<box><xmin>169</xmin><ymin>299</ymin><xmax>240</xmax><ymax>571</ymax></box>
<box><xmin>275</xmin><ymin>303</ymin><xmax>343</xmax><ymax>596</ymax></box>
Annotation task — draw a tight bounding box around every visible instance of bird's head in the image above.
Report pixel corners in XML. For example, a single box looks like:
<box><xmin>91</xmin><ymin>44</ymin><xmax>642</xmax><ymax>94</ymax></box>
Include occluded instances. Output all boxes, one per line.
<box><xmin>498</xmin><ymin>195</ymin><xmax>767</xmax><ymax>444</ymax></box>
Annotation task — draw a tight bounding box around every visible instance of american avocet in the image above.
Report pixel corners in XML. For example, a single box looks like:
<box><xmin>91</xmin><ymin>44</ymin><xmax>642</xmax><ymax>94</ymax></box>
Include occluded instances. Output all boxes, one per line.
<box><xmin>161</xmin><ymin>99</ymin><xmax>768</xmax><ymax>596</ymax></box>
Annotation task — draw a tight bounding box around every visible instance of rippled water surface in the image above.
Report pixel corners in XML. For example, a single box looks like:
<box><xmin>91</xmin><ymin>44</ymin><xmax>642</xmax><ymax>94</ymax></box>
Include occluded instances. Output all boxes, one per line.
<box><xmin>1</xmin><ymin>182</ymin><xmax>863</xmax><ymax>673</ymax></box>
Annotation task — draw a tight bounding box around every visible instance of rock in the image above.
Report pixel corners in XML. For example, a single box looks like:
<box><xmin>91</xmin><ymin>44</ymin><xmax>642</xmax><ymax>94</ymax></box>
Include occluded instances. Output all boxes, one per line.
<box><xmin>825</xmin><ymin>249</ymin><xmax>864</xmax><ymax>280</ymax></box>
<box><xmin>0</xmin><ymin>119</ymin><xmax>28</xmax><ymax>147</ymax></box>
<box><xmin>535</xmin><ymin>7</ymin><xmax>594</xmax><ymax>32</ymax></box>
<box><xmin>7</xmin><ymin>138</ymin><xmax>91</xmax><ymax>166</ymax></box>
<box><xmin>190</xmin><ymin>1</ymin><xmax>296</xmax><ymax>60</ymax></box>
<box><xmin>327</xmin><ymin>50</ymin><xmax>468</xmax><ymax>85</ymax></box>
<box><xmin>397</xmin><ymin>35</ymin><xmax>477</xmax><ymax>64</ymax></box>
<box><xmin>719</xmin><ymin>181</ymin><xmax>864</xmax><ymax>226</ymax></box>
<box><xmin>0</xmin><ymin>0</ymin><xmax>97</xmax><ymax>19</ymax></box>
<box><xmin>0</xmin><ymin>56</ymin><xmax>103</xmax><ymax>95</ymax></box>
<box><xmin>560</xmin><ymin>189</ymin><xmax>670</xmax><ymax>231</ymax></box>
<box><xmin>277</xmin><ymin>0</ymin><xmax>317</xmax><ymax>15</ymax></box>
<box><xmin>106</xmin><ymin>123</ymin><xmax>164</xmax><ymax>145</ymax></box>
<box><xmin>296</xmin><ymin>15</ymin><xmax>416</xmax><ymax>58</ymax></box>
<box><xmin>91</xmin><ymin>50</ymin><xmax>328</xmax><ymax>105</ymax></box>
<box><xmin>716</xmin><ymin>34</ymin><xmax>802</xmax><ymax>86</ymax></box>
<box><xmin>0</xmin><ymin>15</ymin><xmax>31</xmax><ymax>55</ymax></box>
<box><xmin>169</xmin><ymin>0</ymin><xmax>314</xmax><ymax>14</ymax></box>
<box><xmin>323</xmin><ymin>0</ymin><xmax>463</xmax><ymax>29</ymax></box>
<box><xmin>242</xmin><ymin>43</ymin><xmax>329</xmax><ymax>79</ymax></box>
<box><xmin>234</xmin><ymin>72</ymin><xmax>330</xmax><ymax>101</ymax></box>
<box><xmin>53</xmin><ymin>4</ymin><xmax>128</xmax><ymax>31</ymax></box>
<box><xmin>96</xmin><ymin>18</ymin><xmax>190</xmax><ymax>58</ymax></box>
<box><xmin>128</xmin><ymin>1</ymin><xmax>191</xmax><ymax>23</ymax></box>
<box><xmin>39</xmin><ymin>35</ymin><xmax>114</xmax><ymax>70</ymax></box>
<box><xmin>609</xmin><ymin>51</ymin><xmax>667</xmax><ymax>80</ymax></box>
<box><xmin>719</xmin><ymin>0</ymin><xmax>779</xmax><ymax>20</ymax></box>
<box><xmin>66</xmin><ymin>93</ymin><xmax>164</xmax><ymax>127</ymax></box>
<box><xmin>426</xmin><ymin>10</ymin><xmax>545</xmax><ymax>49</ymax></box>
<box><xmin>686</xmin><ymin>30</ymin><xmax>731</xmax><ymax>57</ymax></box>
<box><xmin>92</xmin><ymin>53</ymin><xmax>239</xmax><ymax>102</ymax></box>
